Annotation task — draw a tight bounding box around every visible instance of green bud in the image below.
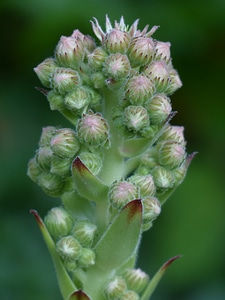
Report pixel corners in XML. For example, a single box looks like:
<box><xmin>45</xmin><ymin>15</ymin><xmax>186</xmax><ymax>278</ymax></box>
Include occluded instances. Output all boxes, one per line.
<box><xmin>109</xmin><ymin>180</ymin><xmax>139</xmax><ymax>209</ymax></box>
<box><xmin>142</xmin><ymin>197</ymin><xmax>161</xmax><ymax>231</ymax></box>
<box><xmin>104</xmin><ymin>276</ymin><xmax>127</xmax><ymax>300</ymax></box>
<box><xmin>128</xmin><ymin>36</ymin><xmax>155</xmax><ymax>67</ymax></box>
<box><xmin>55</xmin><ymin>35</ymin><xmax>85</xmax><ymax>68</ymax></box>
<box><xmin>104</xmin><ymin>53</ymin><xmax>130</xmax><ymax>80</ymax></box>
<box><xmin>158</xmin><ymin>141</ymin><xmax>186</xmax><ymax>169</ymax></box>
<box><xmin>44</xmin><ymin>206</ymin><xmax>74</xmax><ymax>240</ymax></box>
<box><xmin>47</xmin><ymin>90</ymin><xmax>65</xmax><ymax>111</ymax></box>
<box><xmin>36</xmin><ymin>146</ymin><xmax>53</xmax><ymax>171</ymax></box>
<box><xmin>88</xmin><ymin>47</ymin><xmax>108</xmax><ymax>70</ymax></box>
<box><xmin>151</xmin><ymin>166</ymin><xmax>175</xmax><ymax>189</ymax></box>
<box><xmin>64</xmin><ymin>86</ymin><xmax>91</xmax><ymax>112</ymax></box>
<box><xmin>144</xmin><ymin>60</ymin><xmax>170</xmax><ymax>92</ymax></box>
<box><xmin>120</xmin><ymin>290</ymin><xmax>140</xmax><ymax>300</ymax></box>
<box><xmin>159</xmin><ymin>124</ymin><xmax>185</xmax><ymax>145</ymax></box>
<box><xmin>78</xmin><ymin>247</ymin><xmax>96</xmax><ymax>268</ymax></box>
<box><xmin>38</xmin><ymin>171</ymin><xmax>65</xmax><ymax>197</ymax></box>
<box><xmin>51</xmin><ymin>68</ymin><xmax>81</xmax><ymax>94</ymax></box>
<box><xmin>79</xmin><ymin>152</ymin><xmax>102</xmax><ymax>175</ymax></box>
<box><xmin>91</xmin><ymin>72</ymin><xmax>106</xmax><ymax>89</ymax></box>
<box><xmin>50</xmin><ymin>156</ymin><xmax>72</xmax><ymax>177</ymax></box>
<box><xmin>27</xmin><ymin>157</ymin><xmax>42</xmax><ymax>183</ymax></box>
<box><xmin>34</xmin><ymin>58</ymin><xmax>59</xmax><ymax>88</ymax></box>
<box><xmin>56</xmin><ymin>236</ymin><xmax>82</xmax><ymax>261</ymax></box>
<box><xmin>104</xmin><ymin>28</ymin><xmax>131</xmax><ymax>53</ymax></box>
<box><xmin>50</xmin><ymin>128</ymin><xmax>80</xmax><ymax>159</ymax></box>
<box><xmin>172</xmin><ymin>162</ymin><xmax>188</xmax><ymax>185</ymax></box>
<box><xmin>154</xmin><ymin>41</ymin><xmax>171</xmax><ymax>62</ymax></box>
<box><xmin>125</xmin><ymin>75</ymin><xmax>154</xmax><ymax>106</ymax></box>
<box><xmin>146</xmin><ymin>94</ymin><xmax>172</xmax><ymax>124</ymax></box>
<box><xmin>124</xmin><ymin>106</ymin><xmax>150</xmax><ymax>133</ymax></box>
<box><xmin>77</xmin><ymin>111</ymin><xmax>109</xmax><ymax>147</ymax></box>
<box><xmin>72</xmin><ymin>220</ymin><xmax>97</xmax><ymax>247</ymax></box>
<box><xmin>63</xmin><ymin>260</ymin><xmax>77</xmax><ymax>272</ymax></box>
<box><xmin>129</xmin><ymin>174</ymin><xmax>155</xmax><ymax>198</ymax></box>
<box><xmin>38</xmin><ymin>126</ymin><xmax>57</xmax><ymax>147</ymax></box>
<box><xmin>123</xmin><ymin>268</ymin><xmax>149</xmax><ymax>293</ymax></box>
<box><xmin>166</xmin><ymin>67</ymin><xmax>182</xmax><ymax>94</ymax></box>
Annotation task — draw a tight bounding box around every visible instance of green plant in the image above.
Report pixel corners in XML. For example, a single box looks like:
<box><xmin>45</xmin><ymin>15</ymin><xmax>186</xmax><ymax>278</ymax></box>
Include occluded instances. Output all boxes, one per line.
<box><xmin>28</xmin><ymin>16</ymin><xmax>194</xmax><ymax>300</ymax></box>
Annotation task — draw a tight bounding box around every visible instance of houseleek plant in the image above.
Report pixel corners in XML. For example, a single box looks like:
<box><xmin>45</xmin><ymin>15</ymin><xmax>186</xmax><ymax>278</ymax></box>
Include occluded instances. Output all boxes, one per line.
<box><xmin>28</xmin><ymin>16</ymin><xmax>194</xmax><ymax>300</ymax></box>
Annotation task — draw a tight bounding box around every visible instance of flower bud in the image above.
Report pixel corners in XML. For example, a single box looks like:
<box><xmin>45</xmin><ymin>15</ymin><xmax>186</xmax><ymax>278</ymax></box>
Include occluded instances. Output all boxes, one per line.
<box><xmin>36</xmin><ymin>146</ymin><xmax>53</xmax><ymax>171</ymax></box>
<box><xmin>151</xmin><ymin>166</ymin><xmax>174</xmax><ymax>189</ymax></box>
<box><xmin>144</xmin><ymin>60</ymin><xmax>170</xmax><ymax>92</ymax></box>
<box><xmin>104</xmin><ymin>29</ymin><xmax>131</xmax><ymax>53</ymax></box>
<box><xmin>78</xmin><ymin>247</ymin><xmax>96</xmax><ymax>268</ymax></box>
<box><xmin>123</xmin><ymin>106</ymin><xmax>150</xmax><ymax>133</ymax></box>
<box><xmin>109</xmin><ymin>180</ymin><xmax>139</xmax><ymax>209</ymax></box>
<box><xmin>104</xmin><ymin>276</ymin><xmax>127</xmax><ymax>300</ymax></box>
<box><xmin>50</xmin><ymin>156</ymin><xmax>72</xmax><ymax>177</ymax></box>
<box><xmin>27</xmin><ymin>157</ymin><xmax>42</xmax><ymax>183</ymax></box>
<box><xmin>63</xmin><ymin>260</ymin><xmax>77</xmax><ymax>272</ymax></box>
<box><xmin>72</xmin><ymin>220</ymin><xmax>97</xmax><ymax>247</ymax></box>
<box><xmin>88</xmin><ymin>47</ymin><xmax>108</xmax><ymax>70</ymax></box>
<box><xmin>38</xmin><ymin>126</ymin><xmax>57</xmax><ymax>147</ymax></box>
<box><xmin>125</xmin><ymin>75</ymin><xmax>154</xmax><ymax>106</ymax></box>
<box><xmin>34</xmin><ymin>58</ymin><xmax>59</xmax><ymax>88</ymax></box>
<box><xmin>129</xmin><ymin>174</ymin><xmax>155</xmax><ymax>198</ymax></box>
<box><xmin>123</xmin><ymin>268</ymin><xmax>149</xmax><ymax>293</ymax></box>
<box><xmin>166</xmin><ymin>68</ymin><xmax>182</xmax><ymax>94</ymax></box>
<box><xmin>38</xmin><ymin>171</ymin><xmax>65</xmax><ymax>197</ymax></box>
<box><xmin>77</xmin><ymin>111</ymin><xmax>109</xmax><ymax>147</ymax></box>
<box><xmin>50</xmin><ymin>128</ymin><xmax>80</xmax><ymax>159</ymax></box>
<box><xmin>51</xmin><ymin>68</ymin><xmax>81</xmax><ymax>94</ymax></box>
<box><xmin>47</xmin><ymin>90</ymin><xmax>65</xmax><ymax>111</ymax></box>
<box><xmin>64</xmin><ymin>86</ymin><xmax>91</xmax><ymax>112</ymax></box>
<box><xmin>104</xmin><ymin>53</ymin><xmax>130</xmax><ymax>80</ymax></box>
<box><xmin>159</xmin><ymin>124</ymin><xmax>185</xmax><ymax>145</ymax></box>
<box><xmin>55</xmin><ymin>35</ymin><xmax>85</xmax><ymax>68</ymax></box>
<box><xmin>44</xmin><ymin>206</ymin><xmax>74</xmax><ymax>240</ymax></box>
<box><xmin>142</xmin><ymin>197</ymin><xmax>161</xmax><ymax>231</ymax></box>
<box><xmin>154</xmin><ymin>41</ymin><xmax>171</xmax><ymax>62</ymax></box>
<box><xmin>172</xmin><ymin>162</ymin><xmax>188</xmax><ymax>185</ymax></box>
<box><xmin>146</xmin><ymin>94</ymin><xmax>172</xmax><ymax>124</ymax></box>
<box><xmin>158</xmin><ymin>141</ymin><xmax>186</xmax><ymax>169</ymax></box>
<box><xmin>120</xmin><ymin>290</ymin><xmax>140</xmax><ymax>300</ymax></box>
<box><xmin>128</xmin><ymin>37</ymin><xmax>155</xmax><ymax>67</ymax></box>
<box><xmin>79</xmin><ymin>152</ymin><xmax>102</xmax><ymax>175</ymax></box>
<box><xmin>91</xmin><ymin>72</ymin><xmax>106</xmax><ymax>89</ymax></box>
<box><xmin>71</xmin><ymin>30</ymin><xmax>96</xmax><ymax>53</ymax></box>
<box><xmin>56</xmin><ymin>236</ymin><xmax>82</xmax><ymax>261</ymax></box>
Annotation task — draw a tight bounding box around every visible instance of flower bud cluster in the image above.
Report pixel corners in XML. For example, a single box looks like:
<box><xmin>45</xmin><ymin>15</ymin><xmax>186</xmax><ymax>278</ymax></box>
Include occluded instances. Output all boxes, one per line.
<box><xmin>44</xmin><ymin>206</ymin><xmax>97</xmax><ymax>271</ymax></box>
<box><xmin>104</xmin><ymin>268</ymin><xmax>149</xmax><ymax>300</ymax></box>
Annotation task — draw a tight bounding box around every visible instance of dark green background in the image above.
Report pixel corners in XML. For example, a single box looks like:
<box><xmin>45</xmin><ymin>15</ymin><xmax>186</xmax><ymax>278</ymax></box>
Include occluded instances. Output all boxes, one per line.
<box><xmin>1</xmin><ymin>0</ymin><xmax>225</xmax><ymax>299</ymax></box>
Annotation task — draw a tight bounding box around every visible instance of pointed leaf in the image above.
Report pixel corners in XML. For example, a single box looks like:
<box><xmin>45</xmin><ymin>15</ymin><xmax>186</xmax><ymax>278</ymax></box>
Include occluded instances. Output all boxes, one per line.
<box><xmin>72</xmin><ymin>157</ymin><xmax>109</xmax><ymax>202</ymax></box>
<box><xmin>68</xmin><ymin>290</ymin><xmax>90</xmax><ymax>300</ymax></box>
<box><xmin>141</xmin><ymin>255</ymin><xmax>181</xmax><ymax>300</ymax></box>
<box><xmin>94</xmin><ymin>199</ymin><xmax>142</xmax><ymax>271</ymax></box>
<box><xmin>30</xmin><ymin>210</ymin><xmax>77</xmax><ymax>299</ymax></box>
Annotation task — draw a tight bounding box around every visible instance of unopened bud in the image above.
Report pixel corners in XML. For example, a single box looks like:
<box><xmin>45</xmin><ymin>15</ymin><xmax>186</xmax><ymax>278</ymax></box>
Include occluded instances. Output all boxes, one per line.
<box><xmin>50</xmin><ymin>128</ymin><xmax>80</xmax><ymax>159</ymax></box>
<box><xmin>154</xmin><ymin>41</ymin><xmax>171</xmax><ymax>62</ymax></box>
<box><xmin>124</xmin><ymin>106</ymin><xmax>150</xmax><ymax>133</ymax></box>
<box><xmin>151</xmin><ymin>166</ymin><xmax>174</xmax><ymax>189</ymax></box>
<box><xmin>36</xmin><ymin>146</ymin><xmax>53</xmax><ymax>171</ymax></box>
<box><xmin>129</xmin><ymin>174</ymin><xmax>155</xmax><ymax>198</ymax></box>
<box><xmin>142</xmin><ymin>197</ymin><xmax>161</xmax><ymax>231</ymax></box>
<box><xmin>64</xmin><ymin>86</ymin><xmax>91</xmax><ymax>112</ymax></box>
<box><xmin>38</xmin><ymin>126</ymin><xmax>57</xmax><ymax>147</ymax></box>
<box><xmin>34</xmin><ymin>58</ymin><xmax>59</xmax><ymax>88</ymax></box>
<box><xmin>72</xmin><ymin>220</ymin><xmax>97</xmax><ymax>247</ymax></box>
<box><xmin>88</xmin><ymin>47</ymin><xmax>108</xmax><ymax>70</ymax></box>
<box><xmin>123</xmin><ymin>268</ymin><xmax>149</xmax><ymax>293</ymax></box>
<box><xmin>56</xmin><ymin>236</ymin><xmax>82</xmax><ymax>261</ymax></box>
<box><xmin>146</xmin><ymin>94</ymin><xmax>172</xmax><ymax>124</ymax></box>
<box><xmin>44</xmin><ymin>206</ymin><xmax>74</xmax><ymax>240</ymax></box>
<box><xmin>27</xmin><ymin>157</ymin><xmax>42</xmax><ymax>183</ymax></box>
<box><xmin>159</xmin><ymin>124</ymin><xmax>185</xmax><ymax>145</ymax></box>
<box><xmin>50</xmin><ymin>156</ymin><xmax>72</xmax><ymax>178</ymax></box>
<box><xmin>77</xmin><ymin>111</ymin><xmax>109</xmax><ymax>147</ymax></box>
<box><xmin>78</xmin><ymin>247</ymin><xmax>96</xmax><ymax>268</ymax></box>
<box><xmin>79</xmin><ymin>152</ymin><xmax>102</xmax><ymax>175</ymax></box>
<box><xmin>104</xmin><ymin>53</ymin><xmax>130</xmax><ymax>80</ymax></box>
<box><xmin>166</xmin><ymin>68</ymin><xmax>182</xmax><ymax>94</ymax></box>
<box><xmin>51</xmin><ymin>68</ymin><xmax>81</xmax><ymax>94</ymax></box>
<box><xmin>38</xmin><ymin>171</ymin><xmax>65</xmax><ymax>197</ymax></box>
<box><xmin>104</xmin><ymin>276</ymin><xmax>127</xmax><ymax>300</ymax></box>
<box><xmin>128</xmin><ymin>37</ymin><xmax>155</xmax><ymax>67</ymax></box>
<box><xmin>109</xmin><ymin>180</ymin><xmax>139</xmax><ymax>209</ymax></box>
<box><xmin>158</xmin><ymin>141</ymin><xmax>186</xmax><ymax>169</ymax></box>
<box><xmin>55</xmin><ymin>35</ymin><xmax>84</xmax><ymax>68</ymax></box>
<box><xmin>47</xmin><ymin>90</ymin><xmax>65</xmax><ymax>111</ymax></box>
<box><xmin>104</xmin><ymin>29</ymin><xmax>131</xmax><ymax>53</ymax></box>
<box><xmin>125</xmin><ymin>75</ymin><xmax>154</xmax><ymax>106</ymax></box>
<box><xmin>120</xmin><ymin>290</ymin><xmax>140</xmax><ymax>300</ymax></box>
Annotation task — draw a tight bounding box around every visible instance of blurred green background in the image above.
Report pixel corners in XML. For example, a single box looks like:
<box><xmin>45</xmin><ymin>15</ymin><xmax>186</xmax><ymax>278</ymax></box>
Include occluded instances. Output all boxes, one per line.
<box><xmin>1</xmin><ymin>0</ymin><xmax>225</xmax><ymax>299</ymax></box>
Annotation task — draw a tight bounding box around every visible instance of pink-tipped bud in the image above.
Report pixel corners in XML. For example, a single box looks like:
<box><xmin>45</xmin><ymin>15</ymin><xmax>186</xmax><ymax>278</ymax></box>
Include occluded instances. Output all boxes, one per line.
<box><xmin>104</xmin><ymin>53</ymin><xmax>130</xmax><ymax>80</ymax></box>
<box><xmin>129</xmin><ymin>174</ymin><xmax>156</xmax><ymax>198</ymax></box>
<box><xmin>51</xmin><ymin>68</ymin><xmax>81</xmax><ymax>94</ymax></box>
<box><xmin>104</xmin><ymin>29</ymin><xmax>131</xmax><ymax>53</ymax></box>
<box><xmin>154</xmin><ymin>41</ymin><xmax>171</xmax><ymax>62</ymax></box>
<box><xmin>34</xmin><ymin>58</ymin><xmax>59</xmax><ymax>88</ymax></box>
<box><xmin>124</xmin><ymin>105</ymin><xmax>150</xmax><ymax>133</ymax></box>
<box><xmin>88</xmin><ymin>47</ymin><xmax>108</xmax><ymax>70</ymax></box>
<box><xmin>146</xmin><ymin>94</ymin><xmax>172</xmax><ymax>124</ymax></box>
<box><xmin>158</xmin><ymin>141</ymin><xmax>186</xmax><ymax>170</ymax></box>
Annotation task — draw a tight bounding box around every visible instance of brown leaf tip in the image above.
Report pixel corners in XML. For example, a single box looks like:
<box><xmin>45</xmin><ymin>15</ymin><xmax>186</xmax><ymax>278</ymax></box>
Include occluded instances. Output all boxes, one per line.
<box><xmin>30</xmin><ymin>209</ymin><xmax>44</xmax><ymax>227</ymax></box>
<box><xmin>72</xmin><ymin>157</ymin><xmax>89</xmax><ymax>173</ymax></box>
<box><xmin>124</xmin><ymin>199</ymin><xmax>142</xmax><ymax>222</ymax></box>
<box><xmin>161</xmin><ymin>254</ymin><xmax>182</xmax><ymax>271</ymax></box>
